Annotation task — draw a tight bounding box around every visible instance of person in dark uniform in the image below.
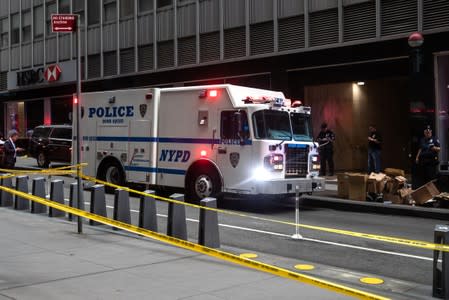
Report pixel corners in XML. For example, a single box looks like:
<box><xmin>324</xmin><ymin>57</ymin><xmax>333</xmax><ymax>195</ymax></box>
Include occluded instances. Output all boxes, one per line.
<box><xmin>316</xmin><ymin>122</ymin><xmax>335</xmax><ymax>176</ymax></box>
<box><xmin>3</xmin><ymin>130</ymin><xmax>24</xmax><ymax>169</ymax></box>
<box><xmin>415</xmin><ymin>126</ymin><xmax>440</xmax><ymax>184</ymax></box>
<box><xmin>367</xmin><ymin>124</ymin><xmax>382</xmax><ymax>173</ymax></box>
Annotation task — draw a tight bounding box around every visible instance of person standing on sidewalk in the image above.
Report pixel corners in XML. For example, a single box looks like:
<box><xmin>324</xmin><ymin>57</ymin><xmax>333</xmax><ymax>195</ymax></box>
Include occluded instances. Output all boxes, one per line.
<box><xmin>316</xmin><ymin>122</ymin><xmax>335</xmax><ymax>176</ymax></box>
<box><xmin>367</xmin><ymin>124</ymin><xmax>382</xmax><ymax>173</ymax></box>
<box><xmin>415</xmin><ymin>125</ymin><xmax>440</xmax><ymax>184</ymax></box>
<box><xmin>3</xmin><ymin>130</ymin><xmax>24</xmax><ymax>169</ymax></box>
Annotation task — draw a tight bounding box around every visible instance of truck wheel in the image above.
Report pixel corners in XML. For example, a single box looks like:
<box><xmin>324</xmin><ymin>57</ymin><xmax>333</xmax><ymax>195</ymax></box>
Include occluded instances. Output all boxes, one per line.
<box><xmin>36</xmin><ymin>152</ymin><xmax>49</xmax><ymax>168</ymax></box>
<box><xmin>186</xmin><ymin>167</ymin><xmax>221</xmax><ymax>203</ymax></box>
<box><xmin>98</xmin><ymin>161</ymin><xmax>125</xmax><ymax>192</ymax></box>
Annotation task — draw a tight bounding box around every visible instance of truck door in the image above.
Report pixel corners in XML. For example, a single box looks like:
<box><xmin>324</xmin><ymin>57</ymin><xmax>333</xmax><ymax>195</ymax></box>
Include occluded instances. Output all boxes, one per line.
<box><xmin>216</xmin><ymin>110</ymin><xmax>253</xmax><ymax>193</ymax></box>
<box><xmin>128</xmin><ymin>119</ymin><xmax>152</xmax><ymax>183</ymax></box>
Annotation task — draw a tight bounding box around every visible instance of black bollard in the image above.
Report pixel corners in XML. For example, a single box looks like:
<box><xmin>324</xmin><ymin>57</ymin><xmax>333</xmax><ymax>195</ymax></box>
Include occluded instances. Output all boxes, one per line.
<box><xmin>433</xmin><ymin>224</ymin><xmax>449</xmax><ymax>299</ymax></box>
<box><xmin>167</xmin><ymin>193</ymin><xmax>187</xmax><ymax>240</ymax></box>
<box><xmin>89</xmin><ymin>184</ymin><xmax>107</xmax><ymax>226</ymax></box>
<box><xmin>31</xmin><ymin>177</ymin><xmax>47</xmax><ymax>214</ymax></box>
<box><xmin>198</xmin><ymin>197</ymin><xmax>220</xmax><ymax>248</ymax></box>
<box><xmin>139</xmin><ymin>190</ymin><xmax>158</xmax><ymax>232</ymax></box>
<box><xmin>113</xmin><ymin>189</ymin><xmax>131</xmax><ymax>230</ymax></box>
<box><xmin>49</xmin><ymin>180</ymin><xmax>65</xmax><ymax>217</ymax></box>
<box><xmin>14</xmin><ymin>176</ymin><xmax>30</xmax><ymax>210</ymax></box>
<box><xmin>0</xmin><ymin>176</ymin><xmax>13</xmax><ymax>207</ymax></box>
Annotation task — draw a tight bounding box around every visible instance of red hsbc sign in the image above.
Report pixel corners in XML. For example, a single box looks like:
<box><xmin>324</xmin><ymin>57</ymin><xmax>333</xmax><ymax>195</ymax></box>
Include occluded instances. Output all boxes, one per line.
<box><xmin>51</xmin><ymin>14</ymin><xmax>77</xmax><ymax>32</ymax></box>
<box><xmin>44</xmin><ymin>64</ymin><xmax>62</xmax><ymax>82</ymax></box>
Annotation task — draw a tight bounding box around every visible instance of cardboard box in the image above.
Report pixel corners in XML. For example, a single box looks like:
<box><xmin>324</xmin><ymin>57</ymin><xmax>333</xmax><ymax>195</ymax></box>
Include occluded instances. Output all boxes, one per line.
<box><xmin>384</xmin><ymin>176</ymin><xmax>407</xmax><ymax>194</ymax></box>
<box><xmin>347</xmin><ymin>173</ymin><xmax>368</xmax><ymax>201</ymax></box>
<box><xmin>384</xmin><ymin>168</ymin><xmax>405</xmax><ymax>177</ymax></box>
<box><xmin>337</xmin><ymin>173</ymin><xmax>349</xmax><ymax>198</ymax></box>
<box><xmin>410</xmin><ymin>182</ymin><xmax>440</xmax><ymax>205</ymax></box>
<box><xmin>383</xmin><ymin>193</ymin><xmax>403</xmax><ymax>204</ymax></box>
<box><xmin>367</xmin><ymin>172</ymin><xmax>387</xmax><ymax>193</ymax></box>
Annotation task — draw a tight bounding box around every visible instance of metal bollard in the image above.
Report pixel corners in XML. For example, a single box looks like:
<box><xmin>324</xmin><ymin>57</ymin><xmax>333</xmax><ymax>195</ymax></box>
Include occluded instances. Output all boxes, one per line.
<box><xmin>433</xmin><ymin>224</ymin><xmax>449</xmax><ymax>299</ymax></box>
<box><xmin>68</xmin><ymin>182</ymin><xmax>77</xmax><ymax>221</ymax></box>
<box><xmin>31</xmin><ymin>177</ymin><xmax>47</xmax><ymax>214</ymax></box>
<box><xmin>49</xmin><ymin>180</ymin><xmax>65</xmax><ymax>217</ymax></box>
<box><xmin>139</xmin><ymin>190</ymin><xmax>158</xmax><ymax>232</ymax></box>
<box><xmin>113</xmin><ymin>189</ymin><xmax>131</xmax><ymax>230</ymax></box>
<box><xmin>89</xmin><ymin>184</ymin><xmax>107</xmax><ymax>226</ymax></box>
<box><xmin>14</xmin><ymin>176</ymin><xmax>30</xmax><ymax>210</ymax></box>
<box><xmin>198</xmin><ymin>197</ymin><xmax>220</xmax><ymax>248</ymax></box>
<box><xmin>0</xmin><ymin>176</ymin><xmax>13</xmax><ymax>207</ymax></box>
<box><xmin>167</xmin><ymin>193</ymin><xmax>187</xmax><ymax>240</ymax></box>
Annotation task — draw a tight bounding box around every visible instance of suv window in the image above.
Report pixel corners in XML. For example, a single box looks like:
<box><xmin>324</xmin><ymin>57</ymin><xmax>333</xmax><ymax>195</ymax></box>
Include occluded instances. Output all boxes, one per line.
<box><xmin>32</xmin><ymin>127</ymin><xmax>52</xmax><ymax>138</ymax></box>
<box><xmin>50</xmin><ymin>127</ymin><xmax>72</xmax><ymax>139</ymax></box>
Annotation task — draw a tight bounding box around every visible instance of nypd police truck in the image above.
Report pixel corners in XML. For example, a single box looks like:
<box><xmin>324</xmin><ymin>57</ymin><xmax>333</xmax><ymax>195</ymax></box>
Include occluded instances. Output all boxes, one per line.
<box><xmin>74</xmin><ymin>84</ymin><xmax>324</xmax><ymax>203</ymax></box>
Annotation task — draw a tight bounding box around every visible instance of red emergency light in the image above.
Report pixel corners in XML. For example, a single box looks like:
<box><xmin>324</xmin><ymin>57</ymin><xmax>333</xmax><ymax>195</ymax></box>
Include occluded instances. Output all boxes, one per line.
<box><xmin>200</xmin><ymin>150</ymin><xmax>207</xmax><ymax>157</ymax></box>
<box><xmin>73</xmin><ymin>95</ymin><xmax>78</xmax><ymax>104</ymax></box>
<box><xmin>199</xmin><ymin>89</ymin><xmax>219</xmax><ymax>99</ymax></box>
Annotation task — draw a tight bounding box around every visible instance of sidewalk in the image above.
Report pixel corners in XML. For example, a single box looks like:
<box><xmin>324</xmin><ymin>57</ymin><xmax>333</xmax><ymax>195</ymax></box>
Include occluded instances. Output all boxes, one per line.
<box><xmin>0</xmin><ymin>207</ymin><xmax>353</xmax><ymax>300</ymax></box>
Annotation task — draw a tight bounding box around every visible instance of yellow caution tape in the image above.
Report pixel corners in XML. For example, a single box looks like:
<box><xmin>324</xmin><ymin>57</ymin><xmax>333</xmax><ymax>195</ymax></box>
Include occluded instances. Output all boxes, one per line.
<box><xmin>0</xmin><ymin>184</ymin><xmax>389</xmax><ymax>300</ymax></box>
<box><xmin>81</xmin><ymin>174</ymin><xmax>449</xmax><ymax>253</ymax></box>
<box><xmin>2</xmin><ymin>166</ymin><xmax>448</xmax><ymax>254</ymax></box>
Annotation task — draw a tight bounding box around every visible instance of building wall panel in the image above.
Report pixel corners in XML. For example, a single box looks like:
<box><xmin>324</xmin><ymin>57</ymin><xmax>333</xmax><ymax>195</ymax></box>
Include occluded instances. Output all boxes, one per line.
<box><xmin>157</xmin><ymin>40</ymin><xmax>174</xmax><ymax>68</ymax></box>
<box><xmin>59</xmin><ymin>33</ymin><xmax>71</xmax><ymax>61</ymax></box>
<box><xmin>381</xmin><ymin>0</ymin><xmax>417</xmax><ymax>36</ymax></box>
<box><xmin>11</xmin><ymin>46</ymin><xmax>20</xmax><ymax>69</ymax></box>
<box><xmin>224</xmin><ymin>26</ymin><xmax>245</xmax><ymax>59</ymax></box>
<box><xmin>278</xmin><ymin>15</ymin><xmax>304</xmax><ymax>51</ymax></box>
<box><xmin>309</xmin><ymin>0</ymin><xmax>338</xmax><ymax>12</ymax></box>
<box><xmin>0</xmin><ymin>0</ymin><xmax>8</xmax><ymax>17</ymax></box>
<box><xmin>33</xmin><ymin>40</ymin><xmax>44</xmax><ymax>65</ymax></box>
<box><xmin>423</xmin><ymin>0</ymin><xmax>449</xmax><ymax>31</ymax></box>
<box><xmin>249</xmin><ymin>0</ymin><xmax>273</xmax><ymax>24</ymax></box>
<box><xmin>0</xmin><ymin>48</ymin><xmax>8</xmax><ymax>71</ymax></box>
<box><xmin>309</xmin><ymin>8</ymin><xmax>339</xmax><ymax>47</ymax></box>
<box><xmin>21</xmin><ymin>43</ymin><xmax>31</xmax><ymax>67</ymax></box>
<box><xmin>200</xmin><ymin>0</ymin><xmax>219</xmax><ymax>33</ymax></box>
<box><xmin>278</xmin><ymin>0</ymin><xmax>304</xmax><ymax>18</ymax></box>
<box><xmin>157</xmin><ymin>9</ymin><xmax>174</xmax><ymax>41</ymax></box>
<box><xmin>177</xmin><ymin>2</ymin><xmax>196</xmax><ymax>38</ymax></box>
<box><xmin>178</xmin><ymin>36</ymin><xmax>196</xmax><ymax>65</ymax></box>
<box><xmin>138</xmin><ymin>14</ymin><xmax>154</xmax><ymax>45</ymax></box>
<box><xmin>87</xmin><ymin>26</ymin><xmax>101</xmax><ymax>54</ymax></box>
<box><xmin>250</xmin><ymin>21</ymin><xmax>273</xmax><ymax>55</ymax></box>
<box><xmin>343</xmin><ymin>0</ymin><xmax>376</xmax><ymax>42</ymax></box>
<box><xmin>22</xmin><ymin>0</ymin><xmax>31</xmax><ymax>10</ymax></box>
<box><xmin>120</xmin><ymin>19</ymin><xmax>134</xmax><ymax>49</ymax></box>
<box><xmin>46</xmin><ymin>37</ymin><xmax>57</xmax><ymax>63</ymax></box>
<box><xmin>224</xmin><ymin>0</ymin><xmax>245</xmax><ymax>29</ymax></box>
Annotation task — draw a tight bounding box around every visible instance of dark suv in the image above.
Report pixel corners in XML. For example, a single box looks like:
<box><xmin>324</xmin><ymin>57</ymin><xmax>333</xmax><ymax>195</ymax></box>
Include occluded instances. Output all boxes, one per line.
<box><xmin>28</xmin><ymin>125</ymin><xmax>72</xmax><ymax>168</ymax></box>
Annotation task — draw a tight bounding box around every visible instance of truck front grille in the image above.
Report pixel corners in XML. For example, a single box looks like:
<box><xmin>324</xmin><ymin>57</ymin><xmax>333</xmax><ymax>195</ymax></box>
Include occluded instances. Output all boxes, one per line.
<box><xmin>285</xmin><ymin>144</ymin><xmax>309</xmax><ymax>178</ymax></box>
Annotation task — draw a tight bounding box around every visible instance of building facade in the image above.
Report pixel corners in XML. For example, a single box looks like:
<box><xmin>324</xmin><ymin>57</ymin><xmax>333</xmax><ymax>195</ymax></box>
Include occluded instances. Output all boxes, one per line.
<box><xmin>1</xmin><ymin>0</ymin><xmax>449</xmax><ymax>172</ymax></box>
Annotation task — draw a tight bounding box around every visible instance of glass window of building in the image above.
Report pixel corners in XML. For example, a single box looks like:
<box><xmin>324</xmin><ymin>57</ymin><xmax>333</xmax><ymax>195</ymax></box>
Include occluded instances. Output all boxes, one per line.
<box><xmin>46</xmin><ymin>2</ymin><xmax>57</xmax><ymax>36</ymax></box>
<box><xmin>120</xmin><ymin>0</ymin><xmax>134</xmax><ymax>19</ymax></box>
<box><xmin>11</xmin><ymin>13</ymin><xmax>20</xmax><ymax>44</ymax></box>
<box><xmin>73</xmin><ymin>0</ymin><xmax>84</xmax><ymax>11</ymax></box>
<box><xmin>59</xmin><ymin>0</ymin><xmax>71</xmax><ymax>13</ymax></box>
<box><xmin>0</xmin><ymin>17</ymin><xmax>8</xmax><ymax>48</ymax></box>
<box><xmin>51</xmin><ymin>97</ymin><xmax>72</xmax><ymax>124</ymax></box>
<box><xmin>104</xmin><ymin>0</ymin><xmax>116</xmax><ymax>23</ymax></box>
<box><xmin>22</xmin><ymin>10</ymin><xmax>31</xmax><ymax>43</ymax></box>
<box><xmin>33</xmin><ymin>5</ymin><xmax>44</xmax><ymax>38</ymax></box>
<box><xmin>157</xmin><ymin>0</ymin><xmax>172</xmax><ymax>9</ymax></box>
<box><xmin>138</xmin><ymin>0</ymin><xmax>152</xmax><ymax>12</ymax></box>
<box><xmin>88</xmin><ymin>0</ymin><xmax>100</xmax><ymax>25</ymax></box>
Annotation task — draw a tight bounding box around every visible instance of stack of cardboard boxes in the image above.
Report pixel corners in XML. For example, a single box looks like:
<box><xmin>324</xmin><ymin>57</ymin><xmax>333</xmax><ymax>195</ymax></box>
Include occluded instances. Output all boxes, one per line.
<box><xmin>337</xmin><ymin>168</ymin><xmax>441</xmax><ymax>205</ymax></box>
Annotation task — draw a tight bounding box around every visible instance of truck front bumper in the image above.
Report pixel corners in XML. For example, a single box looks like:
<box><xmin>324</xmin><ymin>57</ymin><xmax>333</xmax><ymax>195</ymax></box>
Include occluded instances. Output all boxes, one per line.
<box><xmin>251</xmin><ymin>176</ymin><xmax>325</xmax><ymax>195</ymax></box>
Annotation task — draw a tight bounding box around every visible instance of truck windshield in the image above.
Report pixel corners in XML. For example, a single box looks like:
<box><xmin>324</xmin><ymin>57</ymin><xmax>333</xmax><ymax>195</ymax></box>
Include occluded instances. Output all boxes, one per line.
<box><xmin>252</xmin><ymin>110</ymin><xmax>313</xmax><ymax>141</ymax></box>
<box><xmin>290</xmin><ymin>112</ymin><xmax>313</xmax><ymax>142</ymax></box>
<box><xmin>252</xmin><ymin>110</ymin><xmax>292</xmax><ymax>140</ymax></box>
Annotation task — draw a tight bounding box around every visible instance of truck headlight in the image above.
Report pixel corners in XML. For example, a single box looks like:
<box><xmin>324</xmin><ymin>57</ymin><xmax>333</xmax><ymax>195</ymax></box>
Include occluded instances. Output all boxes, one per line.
<box><xmin>264</xmin><ymin>154</ymin><xmax>284</xmax><ymax>171</ymax></box>
<box><xmin>252</xmin><ymin>167</ymin><xmax>272</xmax><ymax>181</ymax></box>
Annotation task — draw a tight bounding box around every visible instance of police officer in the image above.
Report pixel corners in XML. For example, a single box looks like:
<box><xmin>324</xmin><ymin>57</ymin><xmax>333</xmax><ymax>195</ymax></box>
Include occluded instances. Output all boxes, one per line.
<box><xmin>367</xmin><ymin>124</ymin><xmax>382</xmax><ymax>173</ymax></box>
<box><xmin>415</xmin><ymin>125</ymin><xmax>440</xmax><ymax>184</ymax></box>
<box><xmin>316</xmin><ymin>122</ymin><xmax>335</xmax><ymax>176</ymax></box>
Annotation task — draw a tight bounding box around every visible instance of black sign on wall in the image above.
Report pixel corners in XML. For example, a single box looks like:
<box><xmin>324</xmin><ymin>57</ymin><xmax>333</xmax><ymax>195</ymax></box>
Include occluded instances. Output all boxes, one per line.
<box><xmin>16</xmin><ymin>68</ymin><xmax>45</xmax><ymax>86</ymax></box>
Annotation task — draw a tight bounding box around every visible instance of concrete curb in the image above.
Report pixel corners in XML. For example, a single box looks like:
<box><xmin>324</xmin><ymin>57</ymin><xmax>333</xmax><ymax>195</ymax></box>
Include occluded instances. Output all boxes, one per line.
<box><xmin>302</xmin><ymin>194</ymin><xmax>449</xmax><ymax>220</ymax></box>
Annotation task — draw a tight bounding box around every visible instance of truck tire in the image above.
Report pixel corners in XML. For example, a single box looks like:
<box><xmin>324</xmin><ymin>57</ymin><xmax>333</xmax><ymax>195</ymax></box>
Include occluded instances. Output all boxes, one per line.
<box><xmin>98</xmin><ymin>160</ymin><xmax>125</xmax><ymax>192</ymax></box>
<box><xmin>36</xmin><ymin>152</ymin><xmax>50</xmax><ymax>168</ymax></box>
<box><xmin>186</xmin><ymin>166</ymin><xmax>221</xmax><ymax>204</ymax></box>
